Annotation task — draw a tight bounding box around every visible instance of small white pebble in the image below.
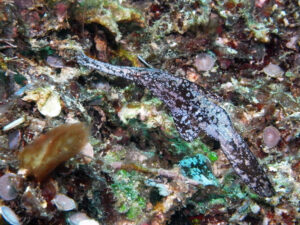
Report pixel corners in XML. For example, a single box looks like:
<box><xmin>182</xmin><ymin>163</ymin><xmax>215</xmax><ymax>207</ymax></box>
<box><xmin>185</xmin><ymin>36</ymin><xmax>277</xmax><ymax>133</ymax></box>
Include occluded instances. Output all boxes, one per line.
<box><xmin>283</xmin><ymin>18</ymin><xmax>289</xmax><ymax>27</ymax></box>
<box><xmin>68</xmin><ymin>212</ymin><xmax>89</xmax><ymax>225</ymax></box>
<box><xmin>68</xmin><ymin>212</ymin><xmax>99</xmax><ymax>225</ymax></box>
<box><xmin>80</xmin><ymin>143</ymin><xmax>94</xmax><ymax>163</ymax></box>
<box><xmin>46</xmin><ymin>56</ymin><xmax>64</xmax><ymax>68</ymax></box>
<box><xmin>250</xmin><ymin>203</ymin><xmax>261</xmax><ymax>214</ymax></box>
<box><xmin>39</xmin><ymin>92</ymin><xmax>62</xmax><ymax>117</ymax></box>
<box><xmin>263</xmin><ymin>63</ymin><xmax>284</xmax><ymax>77</ymax></box>
<box><xmin>51</xmin><ymin>194</ymin><xmax>77</xmax><ymax>211</ymax></box>
<box><xmin>0</xmin><ymin>206</ymin><xmax>21</xmax><ymax>225</ymax></box>
<box><xmin>194</xmin><ymin>53</ymin><xmax>216</xmax><ymax>72</ymax></box>
<box><xmin>78</xmin><ymin>220</ymin><xmax>99</xmax><ymax>225</ymax></box>
<box><xmin>286</xmin><ymin>35</ymin><xmax>298</xmax><ymax>50</ymax></box>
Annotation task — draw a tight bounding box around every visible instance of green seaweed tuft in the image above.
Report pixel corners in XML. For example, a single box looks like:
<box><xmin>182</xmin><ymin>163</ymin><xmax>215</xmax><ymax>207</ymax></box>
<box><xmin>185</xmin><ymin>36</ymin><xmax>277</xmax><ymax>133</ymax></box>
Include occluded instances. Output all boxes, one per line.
<box><xmin>110</xmin><ymin>169</ymin><xmax>146</xmax><ymax>220</ymax></box>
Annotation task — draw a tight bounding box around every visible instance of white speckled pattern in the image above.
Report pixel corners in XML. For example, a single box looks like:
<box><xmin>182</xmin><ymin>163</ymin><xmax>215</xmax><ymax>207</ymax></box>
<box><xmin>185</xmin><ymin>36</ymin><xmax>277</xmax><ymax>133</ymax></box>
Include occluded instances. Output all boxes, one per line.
<box><xmin>77</xmin><ymin>53</ymin><xmax>275</xmax><ymax>197</ymax></box>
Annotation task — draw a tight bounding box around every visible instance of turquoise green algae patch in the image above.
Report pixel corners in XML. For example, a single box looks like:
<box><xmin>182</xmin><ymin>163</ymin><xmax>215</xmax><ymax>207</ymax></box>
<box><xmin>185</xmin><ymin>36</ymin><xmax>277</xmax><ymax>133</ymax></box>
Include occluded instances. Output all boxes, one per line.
<box><xmin>179</xmin><ymin>154</ymin><xmax>219</xmax><ymax>187</ymax></box>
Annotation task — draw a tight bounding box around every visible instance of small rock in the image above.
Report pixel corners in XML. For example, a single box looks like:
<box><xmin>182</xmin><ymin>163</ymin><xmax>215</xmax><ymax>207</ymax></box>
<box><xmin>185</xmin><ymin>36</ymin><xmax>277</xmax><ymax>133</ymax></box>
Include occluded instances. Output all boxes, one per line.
<box><xmin>68</xmin><ymin>212</ymin><xmax>100</xmax><ymax>225</ymax></box>
<box><xmin>22</xmin><ymin>187</ymin><xmax>47</xmax><ymax>213</ymax></box>
<box><xmin>286</xmin><ymin>35</ymin><xmax>299</xmax><ymax>50</ymax></box>
<box><xmin>250</xmin><ymin>203</ymin><xmax>260</xmax><ymax>214</ymax></box>
<box><xmin>145</xmin><ymin>179</ymin><xmax>170</xmax><ymax>196</ymax></box>
<box><xmin>294</xmin><ymin>54</ymin><xmax>300</xmax><ymax>66</ymax></box>
<box><xmin>194</xmin><ymin>53</ymin><xmax>216</xmax><ymax>72</ymax></box>
<box><xmin>80</xmin><ymin>143</ymin><xmax>94</xmax><ymax>163</ymax></box>
<box><xmin>186</xmin><ymin>68</ymin><xmax>199</xmax><ymax>82</ymax></box>
<box><xmin>38</xmin><ymin>92</ymin><xmax>61</xmax><ymax>117</ymax></box>
<box><xmin>263</xmin><ymin>63</ymin><xmax>284</xmax><ymax>78</ymax></box>
<box><xmin>8</xmin><ymin>130</ymin><xmax>21</xmax><ymax>150</ymax></box>
<box><xmin>0</xmin><ymin>103</ymin><xmax>9</xmax><ymax>116</ymax></box>
<box><xmin>0</xmin><ymin>173</ymin><xmax>18</xmax><ymax>201</ymax></box>
<box><xmin>55</xmin><ymin>3</ymin><xmax>68</xmax><ymax>22</ymax></box>
<box><xmin>28</xmin><ymin>118</ymin><xmax>46</xmax><ymax>133</ymax></box>
<box><xmin>51</xmin><ymin>194</ymin><xmax>76</xmax><ymax>211</ymax></box>
<box><xmin>46</xmin><ymin>56</ymin><xmax>64</xmax><ymax>68</ymax></box>
<box><xmin>263</xmin><ymin>126</ymin><xmax>281</xmax><ymax>148</ymax></box>
<box><xmin>22</xmin><ymin>87</ymin><xmax>62</xmax><ymax>118</ymax></box>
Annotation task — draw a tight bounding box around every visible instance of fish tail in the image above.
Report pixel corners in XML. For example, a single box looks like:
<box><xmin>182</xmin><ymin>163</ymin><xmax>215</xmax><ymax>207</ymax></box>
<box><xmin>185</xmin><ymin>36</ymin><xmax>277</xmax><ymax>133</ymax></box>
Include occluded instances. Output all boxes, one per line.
<box><xmin>220</xmin><ymin>133</ymin><xmax>275</xmax><ymax>197</ymax></box>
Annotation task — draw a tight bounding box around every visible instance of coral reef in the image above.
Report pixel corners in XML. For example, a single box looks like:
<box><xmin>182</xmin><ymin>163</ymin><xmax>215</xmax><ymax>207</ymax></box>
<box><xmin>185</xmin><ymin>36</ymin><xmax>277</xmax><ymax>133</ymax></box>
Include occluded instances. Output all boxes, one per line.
<box><xmin>72</xmin><ymin>0</ymin><xmax>144</xmax><ymax>41</ymax></box>
<box><xmin>0</xmin><ymin>0</ymin><xmax>299</xmax><ymax>224</ymax></box>
<box><xmin>148</xmin><ymin>0</ymin><xmax>212</xmax><ymax>38</ymax></box>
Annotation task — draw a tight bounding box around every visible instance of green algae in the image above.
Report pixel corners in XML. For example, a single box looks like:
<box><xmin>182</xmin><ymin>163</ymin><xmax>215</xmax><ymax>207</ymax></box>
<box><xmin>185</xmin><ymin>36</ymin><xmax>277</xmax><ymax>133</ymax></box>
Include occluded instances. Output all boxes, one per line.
<box><xmin>102</xmin><ymin>148</ymin><xmax>127</xmax><ymax>167</ymax></box>
<box><xmin>194</xmin><ymin>196</ymin><xmax>227</xmax><ymax>215</ymax></box>
<box><xmin>168</xmin><ymin>137</ymin><xmax>218</xmax><ymax>162</ymax></box>
<box><xmin>187</xmin><ymin>140</ymin><xmax>218</xmax><ymax>162</ymax></box>
<box><xmin>110</xmin><ymin>169</ymin><xmax>146</xmax><ymax>220</ymax></box>
<box><xmin>169</xmin><ymin>138</ymin><xmax>190</xmax><ymax>155</ymax></box>
<box><xmin>187</xmin><ymin>173</ymin><xmax>248</xmax><ymax>216</ymax></box>
<box><xmin>116</xmin><ymin>88</ymin><xmax>218</xmax><ymax>161</ymax></box>
<box><xmin>222</xmin><ymin>173</ymin><xmax>247</xmax><ymax>200</ymax></box>
<box><xmin>13</xmin><ymin>73</ymin><xmax>27</xmax><ymax>87</ymax></box>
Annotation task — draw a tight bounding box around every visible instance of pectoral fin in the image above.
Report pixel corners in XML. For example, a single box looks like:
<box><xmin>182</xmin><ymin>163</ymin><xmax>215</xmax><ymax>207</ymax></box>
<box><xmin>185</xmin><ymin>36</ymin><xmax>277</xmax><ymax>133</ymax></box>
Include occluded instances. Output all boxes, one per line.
<box><xmin>171</xmin><ymin>110</ymin><xmax>200</xmax><ymax>142</ymax></box>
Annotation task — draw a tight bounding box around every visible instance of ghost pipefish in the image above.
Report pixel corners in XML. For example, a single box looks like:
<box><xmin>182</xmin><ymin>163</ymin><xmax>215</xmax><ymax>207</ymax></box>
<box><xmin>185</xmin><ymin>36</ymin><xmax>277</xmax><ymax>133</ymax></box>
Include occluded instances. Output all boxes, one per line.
<box><xmin>76</xmin><ymin>52</ymin><xmax>275</xmax><ymax>197</ymax></box>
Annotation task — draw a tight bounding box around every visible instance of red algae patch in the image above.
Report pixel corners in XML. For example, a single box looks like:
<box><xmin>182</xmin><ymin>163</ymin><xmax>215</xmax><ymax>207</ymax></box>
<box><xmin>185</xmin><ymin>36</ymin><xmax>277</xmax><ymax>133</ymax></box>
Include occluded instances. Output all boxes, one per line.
<box><xmin>18</xmin><ymin>123</ymin><xmax>88</xmax><ymax>181</ymax></box>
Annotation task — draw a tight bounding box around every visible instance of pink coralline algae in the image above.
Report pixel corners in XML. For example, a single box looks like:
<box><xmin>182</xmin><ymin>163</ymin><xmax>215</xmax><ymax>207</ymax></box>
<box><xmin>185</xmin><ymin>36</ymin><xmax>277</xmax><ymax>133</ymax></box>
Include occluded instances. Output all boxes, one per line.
<box><xmin>194</xmin><ymin>53</ymin><xmax>216</xmax><ymax>72</ymax></box>
<box><xmin>263</xmin><ymin>126</ymin><xmax>281</xmax><ymax>148</ymax></box>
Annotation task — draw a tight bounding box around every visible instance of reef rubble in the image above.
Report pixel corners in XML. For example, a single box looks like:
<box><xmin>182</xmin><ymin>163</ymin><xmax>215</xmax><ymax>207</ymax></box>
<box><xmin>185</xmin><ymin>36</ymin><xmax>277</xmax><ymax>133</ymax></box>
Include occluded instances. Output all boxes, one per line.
<box><xmin>0</xmin><ymin>0</ymin><xmax>299</xmax><ymax>224</ymax></box>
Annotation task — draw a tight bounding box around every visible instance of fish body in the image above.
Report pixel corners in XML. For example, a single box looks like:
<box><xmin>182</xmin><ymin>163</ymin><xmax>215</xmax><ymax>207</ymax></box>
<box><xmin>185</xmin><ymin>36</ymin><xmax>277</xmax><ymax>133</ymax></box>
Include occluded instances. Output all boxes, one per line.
<box><xmin>77</xmin><ymin>53</ymin><xmax>275</xmax><ymax>197</ymax></box>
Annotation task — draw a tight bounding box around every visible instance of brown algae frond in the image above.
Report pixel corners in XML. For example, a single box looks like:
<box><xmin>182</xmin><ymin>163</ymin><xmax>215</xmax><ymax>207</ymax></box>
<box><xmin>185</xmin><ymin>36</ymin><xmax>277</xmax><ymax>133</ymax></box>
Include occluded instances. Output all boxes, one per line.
<box><xmin>18</xmin><ymin>123</ymin><xmax>88</xmax><ymax>181</ymax></box>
